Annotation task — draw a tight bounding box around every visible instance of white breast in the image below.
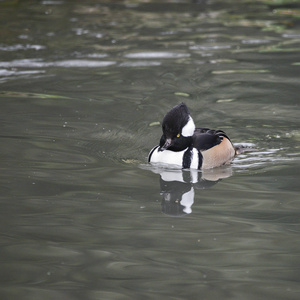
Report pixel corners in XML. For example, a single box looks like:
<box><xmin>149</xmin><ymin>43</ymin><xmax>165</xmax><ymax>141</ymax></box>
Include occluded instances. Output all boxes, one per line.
<box><xmin>149</xmin><ymin>146</ymin><xmax>199</xmax><ymax>169</ymax></box>
<box><xmin>149</xmin><ymin>147</ymin><xmax>186</xmax><ymax>167</ymax></box>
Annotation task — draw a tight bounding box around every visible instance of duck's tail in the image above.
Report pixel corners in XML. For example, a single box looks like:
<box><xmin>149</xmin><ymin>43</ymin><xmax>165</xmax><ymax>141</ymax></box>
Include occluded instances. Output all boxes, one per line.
<box><xmin>234</xmin><ymin>145</ymin><xmax>258</xmax><ymax>155</ymax></box>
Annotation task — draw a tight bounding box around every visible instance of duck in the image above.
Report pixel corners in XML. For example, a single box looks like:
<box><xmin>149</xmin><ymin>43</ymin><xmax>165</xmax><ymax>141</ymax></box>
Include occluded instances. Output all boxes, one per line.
<box><xmin>148</xmin><ymin>103</ymin><xmax>236</xmax><ymax>169</ymax></box>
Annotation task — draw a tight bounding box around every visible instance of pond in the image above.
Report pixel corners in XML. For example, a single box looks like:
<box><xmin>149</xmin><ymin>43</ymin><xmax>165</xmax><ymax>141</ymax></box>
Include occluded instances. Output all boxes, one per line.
<box><xmin>0</xmin><ymin>0</ymin><xmax>300</xmax><ymax>299</ymax></box>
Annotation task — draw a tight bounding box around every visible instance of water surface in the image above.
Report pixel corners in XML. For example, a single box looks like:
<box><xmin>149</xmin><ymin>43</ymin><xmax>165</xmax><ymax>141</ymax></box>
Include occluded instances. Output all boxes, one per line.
<box><xmin>0</xmin><ymin>0</ymin><xmax>300</xmax><ymax>299</ymax></box>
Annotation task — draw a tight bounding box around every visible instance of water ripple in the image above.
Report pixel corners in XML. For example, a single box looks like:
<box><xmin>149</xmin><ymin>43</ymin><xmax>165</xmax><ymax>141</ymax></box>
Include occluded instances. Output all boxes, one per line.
<box><xmin>0</xmin><ymin>44</ymin><xmax>46</xmax><ymax>51</ymax></box>
<box><xmin>0</xmin><ymin>59</ymin><xmax>116</xmax><ymax>68</ymax></box>
<box><xmin>119</xmin><ymin>61</ymin><xmax>161</xmax><ymax>67</ymax></box>
<box><xmin>241</xmin><ymin>39</ymin><xmax>271</xmax><ymax>44</ymax></box>
<box><xmin>124</xmin><ymin>51</ymin><xmax>190</xmax><ymax>59</ymax></box>
<box><xmin>190</xmin><ymin>44</ymin><xmax>232</xmax><ymax>50</ymax></box>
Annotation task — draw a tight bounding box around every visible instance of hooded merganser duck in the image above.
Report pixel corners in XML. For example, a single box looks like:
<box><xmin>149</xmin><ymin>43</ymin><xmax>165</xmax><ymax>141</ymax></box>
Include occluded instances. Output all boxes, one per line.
<box><xmin>148</xmin><ymin>103</ymin><xmax>236</xmax><ymax>169</ymax></box>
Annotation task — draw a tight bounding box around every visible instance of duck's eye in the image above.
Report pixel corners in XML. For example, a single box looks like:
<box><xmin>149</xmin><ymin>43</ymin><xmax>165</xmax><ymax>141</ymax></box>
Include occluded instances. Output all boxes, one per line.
<box><xmin>176</xmin><ymin>133</ymin><xmax>180</xmax><ymax>138</ymax></box>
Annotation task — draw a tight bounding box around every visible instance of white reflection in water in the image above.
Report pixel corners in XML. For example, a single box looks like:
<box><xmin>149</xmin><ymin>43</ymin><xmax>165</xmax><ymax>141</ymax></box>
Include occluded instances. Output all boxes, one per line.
<box><xmin>142</xmin><ymin>164</ymin><xmax>232</xmax><ymax>217</ymax></box>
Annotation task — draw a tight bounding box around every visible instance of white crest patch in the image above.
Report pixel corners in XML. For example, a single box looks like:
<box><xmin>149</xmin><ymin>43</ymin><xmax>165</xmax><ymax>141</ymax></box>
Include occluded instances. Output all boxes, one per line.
<box><xmin>181</xmin><ymin>116</ymin><xmax>195</xmax><ymax>137</ymax></box>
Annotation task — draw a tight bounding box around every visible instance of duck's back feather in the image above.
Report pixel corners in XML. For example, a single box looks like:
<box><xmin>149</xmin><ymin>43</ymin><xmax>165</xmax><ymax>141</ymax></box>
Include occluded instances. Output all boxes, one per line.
<box><xmin>193</xmin><ymin>128</ymin><xmax>235</xmax><ymax>169</ymax></box>
<box><xmin>193</xmin><ymin>128</ymin><xmax>230</xmax><ymax>151</ymax></box>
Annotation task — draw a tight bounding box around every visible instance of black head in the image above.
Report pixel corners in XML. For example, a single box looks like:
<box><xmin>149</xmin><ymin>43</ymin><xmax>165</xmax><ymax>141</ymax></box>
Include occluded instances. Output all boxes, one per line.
<box><xmin>159</xmin><ymin>103</ymin><xmax>195</xmax><ymax>152</ymax></box>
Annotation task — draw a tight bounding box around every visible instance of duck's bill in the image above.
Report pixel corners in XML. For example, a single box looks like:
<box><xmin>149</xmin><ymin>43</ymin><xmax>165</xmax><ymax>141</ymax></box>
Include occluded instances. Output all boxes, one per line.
<box><xmin>158</xmin><ymin>138</ymin><xmax>172</xmax><ymax>152</ymax></box>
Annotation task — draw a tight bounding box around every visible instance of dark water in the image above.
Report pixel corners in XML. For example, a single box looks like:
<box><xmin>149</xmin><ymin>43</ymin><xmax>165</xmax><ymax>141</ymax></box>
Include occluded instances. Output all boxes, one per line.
<box><xmin>1</xmin><ymin>0</ymin><xmax>300</xmax><ymax>299</ymax></box>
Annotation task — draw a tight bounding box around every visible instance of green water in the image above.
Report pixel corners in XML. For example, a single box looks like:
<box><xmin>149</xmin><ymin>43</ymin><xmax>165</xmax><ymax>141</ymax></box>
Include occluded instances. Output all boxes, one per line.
<box><xmin>0</xmin><ymin>0</ymin><xmax>299</xmax><ymax>299</ymax></box>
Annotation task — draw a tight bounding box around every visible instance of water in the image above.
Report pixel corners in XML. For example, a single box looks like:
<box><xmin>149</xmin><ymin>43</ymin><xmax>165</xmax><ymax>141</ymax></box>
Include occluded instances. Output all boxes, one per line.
<box><xmin>0</xmin><ymin>0</ymin><xmax>300</xmax><ymax>299</ymax></box>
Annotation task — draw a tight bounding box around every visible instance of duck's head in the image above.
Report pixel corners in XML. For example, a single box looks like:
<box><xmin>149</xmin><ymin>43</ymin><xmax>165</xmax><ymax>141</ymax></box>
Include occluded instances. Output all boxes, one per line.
<box><xmin>159</xmin><ymin>103</ymin><xmax>196</xmax><ymax>152</ymax></box>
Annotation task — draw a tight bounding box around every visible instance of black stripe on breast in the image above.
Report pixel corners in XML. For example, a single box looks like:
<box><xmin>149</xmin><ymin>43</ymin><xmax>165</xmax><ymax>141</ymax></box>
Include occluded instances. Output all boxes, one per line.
<box><xmin>182</xmin><ymin>147</ymin><xmax>193</xmax><ymax>169</ymax></box>
<box><xmin>198</xmin><ymin>150</ymin><xmax>203</xmax><ymax>169</ymax></box>
<box><xmin>148</xmin><ymin>145</ymin><xmax>159</xmax><ymax>162</ymax></box>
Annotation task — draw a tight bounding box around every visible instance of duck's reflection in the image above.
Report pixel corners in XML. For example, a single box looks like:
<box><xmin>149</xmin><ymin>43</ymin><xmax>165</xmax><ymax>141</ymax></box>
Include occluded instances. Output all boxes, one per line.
<box><xmin>151</xmin><ymin>166</ymin><xmax>233</xmax><ymax>216</ymax></box>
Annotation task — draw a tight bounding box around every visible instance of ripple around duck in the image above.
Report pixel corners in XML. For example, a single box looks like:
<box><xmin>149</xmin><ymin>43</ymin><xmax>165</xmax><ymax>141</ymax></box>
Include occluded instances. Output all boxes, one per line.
<box><xmin>232</xmin><ymin>146</ymin><xmax>296</xmax><ymax>171</ymax></box>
